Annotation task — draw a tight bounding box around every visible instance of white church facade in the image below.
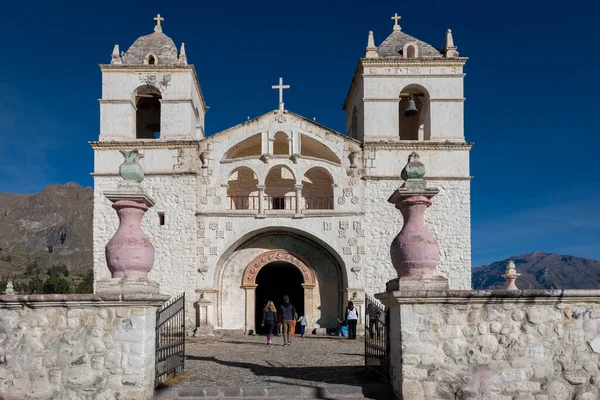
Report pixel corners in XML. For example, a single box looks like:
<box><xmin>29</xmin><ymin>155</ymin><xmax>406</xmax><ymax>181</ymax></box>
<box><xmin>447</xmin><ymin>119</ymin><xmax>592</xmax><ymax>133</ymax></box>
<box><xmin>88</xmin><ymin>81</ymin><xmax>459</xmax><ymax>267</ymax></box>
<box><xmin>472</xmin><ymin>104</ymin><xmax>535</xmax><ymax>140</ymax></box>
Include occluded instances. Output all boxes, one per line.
<box><xmin>92</xmin><ymin>14</ymin><xmax>472</xmax><ymax>334</ymax></box>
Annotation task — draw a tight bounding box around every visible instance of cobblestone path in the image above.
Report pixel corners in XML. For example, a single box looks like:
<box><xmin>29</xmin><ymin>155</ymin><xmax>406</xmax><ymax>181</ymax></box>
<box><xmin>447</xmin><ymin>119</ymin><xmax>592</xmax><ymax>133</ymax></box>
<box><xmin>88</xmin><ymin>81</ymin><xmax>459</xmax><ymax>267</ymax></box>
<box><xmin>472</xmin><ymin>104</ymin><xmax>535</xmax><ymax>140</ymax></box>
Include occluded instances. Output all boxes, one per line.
<box><xmin>177</xmin><ymin>334</ymin><xmax>375</xmax><ymax>388</ymax></box>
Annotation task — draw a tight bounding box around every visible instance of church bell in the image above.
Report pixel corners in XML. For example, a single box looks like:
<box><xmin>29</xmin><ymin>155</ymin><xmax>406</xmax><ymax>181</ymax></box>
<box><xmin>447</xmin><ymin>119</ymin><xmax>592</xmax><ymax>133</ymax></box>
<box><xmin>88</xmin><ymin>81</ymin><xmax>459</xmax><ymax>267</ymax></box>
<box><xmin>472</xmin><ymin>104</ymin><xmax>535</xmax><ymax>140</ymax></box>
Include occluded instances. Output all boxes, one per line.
<box><xmin>403</xmin><ymin>96</ymin><xmax>418</xmax><ymax>117</ymax></box>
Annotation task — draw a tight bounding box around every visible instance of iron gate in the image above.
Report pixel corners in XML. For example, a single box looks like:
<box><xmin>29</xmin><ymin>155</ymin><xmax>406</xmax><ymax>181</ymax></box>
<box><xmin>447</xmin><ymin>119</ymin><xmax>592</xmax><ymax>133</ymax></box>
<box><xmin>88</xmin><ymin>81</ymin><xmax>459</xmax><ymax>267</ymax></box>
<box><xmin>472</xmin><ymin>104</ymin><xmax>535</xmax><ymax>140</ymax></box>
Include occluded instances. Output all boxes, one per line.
<box><xmin>365</xmin><ymin>294</ymin><xmax>390</xmax><ymax>382</ymax></box>
<box><xmin>156</xmin><ymin>292</ymin><xmax>185</xmax><ymax>385</ymax></box>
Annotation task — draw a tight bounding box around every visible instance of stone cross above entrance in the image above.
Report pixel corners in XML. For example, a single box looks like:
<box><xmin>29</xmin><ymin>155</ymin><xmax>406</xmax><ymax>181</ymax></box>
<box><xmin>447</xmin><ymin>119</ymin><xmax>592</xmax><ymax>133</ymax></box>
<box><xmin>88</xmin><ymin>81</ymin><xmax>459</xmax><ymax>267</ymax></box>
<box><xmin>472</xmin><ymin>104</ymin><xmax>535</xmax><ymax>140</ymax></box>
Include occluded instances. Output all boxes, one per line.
<box><xmin>272</xmin><ymin>77</ymin><xmax>290</xmax><ymax>111</ymax></box>
<box><xmin>391</xmin><ymin>13</ymin><xmax>401</xmax><ymax>31</ymax></box>
<box><xmin>154</xmin><ymin>14</ymin><xmax>164</xmax><ymax>33</ymax></box>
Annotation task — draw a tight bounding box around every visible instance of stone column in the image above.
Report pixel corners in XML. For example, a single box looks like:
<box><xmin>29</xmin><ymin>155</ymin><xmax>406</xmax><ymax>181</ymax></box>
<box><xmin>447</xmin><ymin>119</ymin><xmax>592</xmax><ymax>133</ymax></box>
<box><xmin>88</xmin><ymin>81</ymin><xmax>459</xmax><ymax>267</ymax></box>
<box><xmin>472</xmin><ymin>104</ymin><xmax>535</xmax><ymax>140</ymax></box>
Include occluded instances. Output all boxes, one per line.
<box><xmin>257</xmin><ymin>184</ymin><xmax>266</xmax><ymax>218</ymax></box>
<box><xmin>294</xmin><ymin>184</ymin><xmax>303</xmax><ymax>218</ymax></box>
<box><xmin>302</xmin><ymin>284</ymin><xmax>315</xmax><ymax>334</ymax></box>
<box><xmin>244</xmin><ymin>285</ymin><xmax>258</xmax><ymax>334</ymax></box>
<box><xmin>386</xmin><ymin>152</ymin><xmax>447</xmax><ymax>291</ymax></box>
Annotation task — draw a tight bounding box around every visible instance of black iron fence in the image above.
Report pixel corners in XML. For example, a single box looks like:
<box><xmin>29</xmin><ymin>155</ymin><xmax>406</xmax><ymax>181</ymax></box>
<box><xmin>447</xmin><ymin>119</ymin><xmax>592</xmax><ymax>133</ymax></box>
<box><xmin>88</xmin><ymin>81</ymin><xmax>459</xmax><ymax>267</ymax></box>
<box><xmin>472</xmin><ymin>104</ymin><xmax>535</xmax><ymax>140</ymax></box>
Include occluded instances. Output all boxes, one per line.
<box><xmin>365</xmin><ymin>294</ymin><xmax>390</xmax><ymax>382</ymax></box>
<box><xmin>155</xmin><ymin>292</ymin><xmax>185</xmax><ymax>385</ymax></box>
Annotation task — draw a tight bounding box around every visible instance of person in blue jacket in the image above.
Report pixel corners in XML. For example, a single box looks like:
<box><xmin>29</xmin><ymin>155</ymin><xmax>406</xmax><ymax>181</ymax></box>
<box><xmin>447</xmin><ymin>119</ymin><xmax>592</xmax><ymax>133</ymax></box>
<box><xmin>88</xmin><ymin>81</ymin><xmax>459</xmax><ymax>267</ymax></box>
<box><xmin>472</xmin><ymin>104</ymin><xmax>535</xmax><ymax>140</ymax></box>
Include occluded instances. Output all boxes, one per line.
<box><xmin>261</xmin><ymin>300</ymin><xmax>277</xmax><ymax>347</ymax></box>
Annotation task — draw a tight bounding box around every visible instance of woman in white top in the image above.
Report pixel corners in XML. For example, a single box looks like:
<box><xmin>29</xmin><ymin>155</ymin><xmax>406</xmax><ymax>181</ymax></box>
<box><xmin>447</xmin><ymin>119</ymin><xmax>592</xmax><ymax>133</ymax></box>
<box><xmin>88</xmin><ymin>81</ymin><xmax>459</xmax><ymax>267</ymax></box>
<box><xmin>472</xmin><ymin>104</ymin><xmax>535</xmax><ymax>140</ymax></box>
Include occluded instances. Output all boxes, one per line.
<box><xmin>345</xmin><ymin>301</ymin><xmax>359</xmax><ymax>340</ymax></box>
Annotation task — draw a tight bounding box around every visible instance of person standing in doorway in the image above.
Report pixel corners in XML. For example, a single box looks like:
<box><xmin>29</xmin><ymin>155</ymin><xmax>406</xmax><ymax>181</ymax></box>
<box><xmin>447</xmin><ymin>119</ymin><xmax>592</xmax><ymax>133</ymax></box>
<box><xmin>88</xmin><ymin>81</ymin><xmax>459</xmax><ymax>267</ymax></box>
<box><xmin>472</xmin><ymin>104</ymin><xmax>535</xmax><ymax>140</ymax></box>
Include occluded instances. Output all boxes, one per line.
<box><xmin>297</xmin><ymin>314</ymin><xmax>307</xmax><ymax>337</ymax></box>
<box><xmin>291</xmin><ymin>308</ymin><xmax>298</xmax><ymax>338</ymax></box>
<box><xmin>345</xmin><ymin>301</ymin><xmax>359</xmax><ymax>340</ymax></box>
<box><xmin>261</xmin><ymin>300</ymin><xmax>277</xmax><ymax>347</ymax></box>
<box><xmin>280</xmin><ymin>295</ymin><xmax>297</xmax><ymax>346</ymax></box>
<box><xmin>276</xmin><ymin>313</ymin><xmax>283</xmax><ymax>336</ymax></box>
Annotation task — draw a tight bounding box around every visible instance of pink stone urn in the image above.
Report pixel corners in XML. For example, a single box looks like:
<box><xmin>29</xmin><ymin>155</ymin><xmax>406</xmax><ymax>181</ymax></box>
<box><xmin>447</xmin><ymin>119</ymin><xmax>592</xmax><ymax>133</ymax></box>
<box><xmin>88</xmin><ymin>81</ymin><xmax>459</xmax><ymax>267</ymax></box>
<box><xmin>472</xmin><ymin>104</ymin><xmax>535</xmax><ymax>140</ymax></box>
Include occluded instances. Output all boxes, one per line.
<box><xmin>388</xmin><ymin>152</ymin><xmax>440</xmax><ymax>279</ymax></box>
<box><xmin>105</xmin><ymin>199</ymin><xmax>155</xmax><ymax>279</ymax></box>
<box><xmin>104</xmin><ymin>149</ymin><xmax>156</xmax><ymax>280</ymax></box>
<box><xmin>390</xmin><ymin>195</ymin><xmax>439</xmax><ymax>277</ymax></box>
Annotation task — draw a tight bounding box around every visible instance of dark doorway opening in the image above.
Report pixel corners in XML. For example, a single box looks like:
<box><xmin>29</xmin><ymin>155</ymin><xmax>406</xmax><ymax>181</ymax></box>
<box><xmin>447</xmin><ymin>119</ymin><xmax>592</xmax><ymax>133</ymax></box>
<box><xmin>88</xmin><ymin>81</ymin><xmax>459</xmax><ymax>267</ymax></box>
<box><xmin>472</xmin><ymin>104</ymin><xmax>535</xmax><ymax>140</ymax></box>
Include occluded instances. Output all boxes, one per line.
<box><xmin>255</xmin><ymin>262</ymin><xmax>304</xmax><ymax>335</ymax></box>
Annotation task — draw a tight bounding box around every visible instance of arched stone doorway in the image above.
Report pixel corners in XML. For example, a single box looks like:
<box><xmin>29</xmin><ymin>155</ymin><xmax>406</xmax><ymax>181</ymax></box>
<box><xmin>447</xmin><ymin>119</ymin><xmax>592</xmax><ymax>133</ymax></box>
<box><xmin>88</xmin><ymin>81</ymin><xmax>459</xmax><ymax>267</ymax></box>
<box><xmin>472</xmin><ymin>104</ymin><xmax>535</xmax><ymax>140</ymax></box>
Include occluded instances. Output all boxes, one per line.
<box><xmin>215</xmin><ymin>228</ymin><xmax>346</xmax><ymax>334</ymax></box>
<box><xmin>242</xmin><ymin>250</ymin><xmax>316</xmax><ymax>335</ymax></box>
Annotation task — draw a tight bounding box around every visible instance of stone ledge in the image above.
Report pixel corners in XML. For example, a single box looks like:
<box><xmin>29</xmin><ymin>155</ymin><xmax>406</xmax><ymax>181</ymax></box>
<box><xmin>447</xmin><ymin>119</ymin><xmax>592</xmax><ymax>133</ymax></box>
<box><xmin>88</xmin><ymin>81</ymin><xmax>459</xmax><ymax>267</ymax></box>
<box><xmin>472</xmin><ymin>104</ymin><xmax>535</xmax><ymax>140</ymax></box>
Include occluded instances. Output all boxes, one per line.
<box><xmin>376</xmin><ymin>289</ymin><xmax>600</xmax><ymax>305</ymax></box>
<box><xmin>0</xmin><ymin>293</ymin><xmax>170</xmax><ymax>308</ymax></box>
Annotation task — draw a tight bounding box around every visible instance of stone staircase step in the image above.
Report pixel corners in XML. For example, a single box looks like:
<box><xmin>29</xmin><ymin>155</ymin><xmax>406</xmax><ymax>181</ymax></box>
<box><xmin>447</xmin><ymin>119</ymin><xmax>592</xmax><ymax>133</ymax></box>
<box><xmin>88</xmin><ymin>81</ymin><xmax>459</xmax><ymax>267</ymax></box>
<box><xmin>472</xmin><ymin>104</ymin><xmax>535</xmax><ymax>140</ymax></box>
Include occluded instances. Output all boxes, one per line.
<box><xmin>154</xmin><ymin>383</ymin><xmax>395</xmax><ymax>399</ymax></box>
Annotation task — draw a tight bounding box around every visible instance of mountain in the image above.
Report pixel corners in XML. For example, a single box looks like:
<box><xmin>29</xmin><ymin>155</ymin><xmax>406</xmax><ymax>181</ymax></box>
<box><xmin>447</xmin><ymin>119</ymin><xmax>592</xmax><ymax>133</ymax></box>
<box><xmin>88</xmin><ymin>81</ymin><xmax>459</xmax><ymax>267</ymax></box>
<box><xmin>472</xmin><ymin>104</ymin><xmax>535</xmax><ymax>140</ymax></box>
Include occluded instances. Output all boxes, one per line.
<box><xmin>472</xmin><ymin>251</ymin><xmax>600</xmax><ymax>290</ymax></box>
<box><xmin>0</xmin><ymin>183</ymin><xmax>93</xmax><ymax>278</ymax></box>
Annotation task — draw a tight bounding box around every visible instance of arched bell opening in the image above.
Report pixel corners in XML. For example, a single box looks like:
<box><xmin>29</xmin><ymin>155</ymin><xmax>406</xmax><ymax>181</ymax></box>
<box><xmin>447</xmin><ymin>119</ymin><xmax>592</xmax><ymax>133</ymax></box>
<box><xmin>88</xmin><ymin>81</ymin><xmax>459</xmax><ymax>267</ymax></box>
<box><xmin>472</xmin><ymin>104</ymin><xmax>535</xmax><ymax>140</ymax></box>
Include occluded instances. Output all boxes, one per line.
<box><xmin>399</xmin><ymin>84</ymin><xmax>430</xmax><ymax>141</ymax></box>
<box><xmin>134</xmin><ymin>85</ymin><xmax>162</xmax><ymax>139</ymax></box>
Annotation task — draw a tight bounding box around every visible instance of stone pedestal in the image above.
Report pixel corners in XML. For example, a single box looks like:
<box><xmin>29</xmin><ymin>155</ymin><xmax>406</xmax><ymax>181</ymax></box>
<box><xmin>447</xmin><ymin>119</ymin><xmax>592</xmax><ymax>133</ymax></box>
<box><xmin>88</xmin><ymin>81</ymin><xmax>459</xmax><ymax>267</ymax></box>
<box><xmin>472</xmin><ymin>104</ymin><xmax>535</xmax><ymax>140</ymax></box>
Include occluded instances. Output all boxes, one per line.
<box><xmin>386</xmin><ymin>276</ymin><xmax>449</xmax><ymax>292</ymax></box>
<box><xmin>194</xmin><ymin>290</ymin><xmax>217</xmax><ymax>336</ymax></box>
<box><xmin>96</xmin><ymin>278</ymin><xmax>159</xmax><ymax>294</ymax></box>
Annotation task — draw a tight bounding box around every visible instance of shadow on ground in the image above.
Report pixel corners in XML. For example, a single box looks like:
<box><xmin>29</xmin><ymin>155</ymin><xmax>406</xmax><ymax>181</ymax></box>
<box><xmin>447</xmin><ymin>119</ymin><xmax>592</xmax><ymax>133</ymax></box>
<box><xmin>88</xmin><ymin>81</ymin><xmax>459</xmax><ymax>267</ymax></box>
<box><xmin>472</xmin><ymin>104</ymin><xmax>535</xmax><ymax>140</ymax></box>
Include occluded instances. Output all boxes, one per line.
<box><xmin>185</xmin><ymin>355</ymin><xmax>378</xmax><ymax>385</ymax></box>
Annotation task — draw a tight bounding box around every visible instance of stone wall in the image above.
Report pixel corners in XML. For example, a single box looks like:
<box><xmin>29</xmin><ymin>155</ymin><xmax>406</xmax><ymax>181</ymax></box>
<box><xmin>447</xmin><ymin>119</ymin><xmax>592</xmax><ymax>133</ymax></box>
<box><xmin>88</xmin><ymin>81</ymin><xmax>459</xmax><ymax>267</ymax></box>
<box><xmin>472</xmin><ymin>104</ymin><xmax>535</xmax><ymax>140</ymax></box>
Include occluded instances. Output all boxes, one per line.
<box><xmin>377</xmin><ymin>290</ymin><xmax>600</xmax><ymax>400</ymax></box>
<box><xmin>0</xmin><ymin>293</ymin><xmax>167</xmax><ymax>400</ymax></box>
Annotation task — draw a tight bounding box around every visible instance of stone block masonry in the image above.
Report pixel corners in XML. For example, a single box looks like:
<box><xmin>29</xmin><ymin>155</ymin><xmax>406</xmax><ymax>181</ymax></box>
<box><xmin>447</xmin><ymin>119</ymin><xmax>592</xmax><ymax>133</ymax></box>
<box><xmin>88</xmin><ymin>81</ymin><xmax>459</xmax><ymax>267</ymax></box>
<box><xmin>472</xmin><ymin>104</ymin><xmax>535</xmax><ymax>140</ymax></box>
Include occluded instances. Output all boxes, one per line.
<box><xmin>0</xmin><ymin>293</ymin><xmax>168</xmax><ymax>399</ymax></box>
<box><xmin>377</xmin><ymin>289</ymin><xmax>600</xmax><ymax>400</ymax></box>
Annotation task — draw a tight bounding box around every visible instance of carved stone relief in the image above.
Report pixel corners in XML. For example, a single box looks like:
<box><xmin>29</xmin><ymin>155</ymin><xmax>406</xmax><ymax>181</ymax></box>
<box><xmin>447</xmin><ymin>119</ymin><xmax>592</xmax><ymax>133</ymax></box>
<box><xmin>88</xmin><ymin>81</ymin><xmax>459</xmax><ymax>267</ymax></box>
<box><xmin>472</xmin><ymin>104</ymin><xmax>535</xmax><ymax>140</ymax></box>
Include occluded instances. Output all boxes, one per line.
<box><xmin>242</xmin><ymin>250</ymin><xmax>316</xmax><ymax>287</ymax></box>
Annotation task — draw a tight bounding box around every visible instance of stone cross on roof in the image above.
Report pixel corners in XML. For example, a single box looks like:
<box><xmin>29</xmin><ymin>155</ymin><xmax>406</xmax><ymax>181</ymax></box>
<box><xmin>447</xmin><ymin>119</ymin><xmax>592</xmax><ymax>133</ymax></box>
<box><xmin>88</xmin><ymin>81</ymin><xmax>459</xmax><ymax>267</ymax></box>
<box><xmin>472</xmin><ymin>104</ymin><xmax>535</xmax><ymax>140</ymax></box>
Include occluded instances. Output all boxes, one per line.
<box><xmin>272</xmin><ymin>77</ymin><xmax>290</xmax><ymax>111</ymax></box>
<box><xmin>154</xmin><ymin>14</ymin><xmax>164</xmax><ymax>33</ymax></box>
<box><xmin>391</xmin><ymin>13</ymin><xmax>401</xmax><ymax>31</ymax></box>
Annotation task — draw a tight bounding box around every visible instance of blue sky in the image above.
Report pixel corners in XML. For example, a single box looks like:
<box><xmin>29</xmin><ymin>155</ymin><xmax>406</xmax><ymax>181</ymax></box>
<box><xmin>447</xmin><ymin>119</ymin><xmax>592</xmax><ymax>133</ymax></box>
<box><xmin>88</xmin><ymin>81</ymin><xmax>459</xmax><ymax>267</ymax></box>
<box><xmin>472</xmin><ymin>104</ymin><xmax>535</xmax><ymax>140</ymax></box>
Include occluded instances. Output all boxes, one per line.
<box><xmin>0</xmin><ymin>0</ymin><xmax>598</xmax><ymax>266</ymax></box>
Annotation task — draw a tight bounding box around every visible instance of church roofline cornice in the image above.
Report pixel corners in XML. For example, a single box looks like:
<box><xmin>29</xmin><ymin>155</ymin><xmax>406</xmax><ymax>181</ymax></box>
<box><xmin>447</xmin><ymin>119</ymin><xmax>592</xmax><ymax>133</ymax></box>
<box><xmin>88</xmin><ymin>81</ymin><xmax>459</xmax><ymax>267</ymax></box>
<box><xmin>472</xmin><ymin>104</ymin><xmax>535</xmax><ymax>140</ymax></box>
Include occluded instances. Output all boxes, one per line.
<box><xmin>363</xmin><ymin>175</ymin><xmax>473</xmax><ymax>181</ymax></box>
<box><xmin>342</xmin><ymin>57</ymin><xmax>468</xmax><ymax>110</ymax></box>
<box><xmin>362</xmin><ymin>141</ymin><xmax>474</xmax><ymax>151</ymax></box>
<box><xmin>90</xmin><ymin>140</ymin><xmax>199</xmax><ymax>150</ymax></box>
<box><xmin>98</xmin><ymin>63</ymin><xmax>208</xmax><ymax>113</ymax></box>
<box><xmin>206</xmin><ymin>109</ymin><xmax>361</xmax><ymax>145</ymax></box>
<box><xmin>360</xmin><ymin>57</ymin><xmax>468</xmax><ymax>67</ymax></box>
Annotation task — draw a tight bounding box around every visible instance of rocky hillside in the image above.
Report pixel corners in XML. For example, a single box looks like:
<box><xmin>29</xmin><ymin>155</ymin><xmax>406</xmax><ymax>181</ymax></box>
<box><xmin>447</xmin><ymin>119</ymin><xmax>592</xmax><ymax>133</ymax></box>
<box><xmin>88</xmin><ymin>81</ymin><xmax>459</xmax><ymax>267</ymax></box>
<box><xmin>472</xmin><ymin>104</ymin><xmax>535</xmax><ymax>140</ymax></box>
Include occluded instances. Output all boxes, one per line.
<box><xmin>473</xmin><ymin>251</ymin><xmax>600</xmax><ymax>290</ymax></box>
<box><xmin>0</xmin><ymin>183</ymin><xmax>93</xmax><ymax>277</ymax></box>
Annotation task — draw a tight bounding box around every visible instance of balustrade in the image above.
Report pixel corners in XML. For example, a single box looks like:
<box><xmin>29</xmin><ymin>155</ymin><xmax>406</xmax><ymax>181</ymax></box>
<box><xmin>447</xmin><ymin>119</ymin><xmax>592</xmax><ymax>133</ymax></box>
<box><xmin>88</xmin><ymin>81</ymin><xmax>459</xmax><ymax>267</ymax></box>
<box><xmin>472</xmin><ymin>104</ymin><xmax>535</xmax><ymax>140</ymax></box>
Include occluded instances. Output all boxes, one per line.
<box><xmin>226</xmin><ymin>196</ymin><xmax>334</xmax><ymax>210</ymax></box>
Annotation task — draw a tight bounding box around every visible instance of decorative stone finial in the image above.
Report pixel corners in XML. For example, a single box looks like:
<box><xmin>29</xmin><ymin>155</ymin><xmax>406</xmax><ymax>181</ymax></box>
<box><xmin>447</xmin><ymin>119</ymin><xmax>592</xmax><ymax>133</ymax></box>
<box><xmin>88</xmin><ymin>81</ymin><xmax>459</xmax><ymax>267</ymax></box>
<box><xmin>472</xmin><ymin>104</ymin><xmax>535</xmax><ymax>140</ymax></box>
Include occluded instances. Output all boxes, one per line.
<box><xmin>348</xmin><ymin>151</ymin><xmax>359</xmax><ymax>168</ymax></box>
<box><xmin>503</xmin><ymin>260</ymin><xmax>520</xmax><ymax>290</ymax></box>
<box><xmin>401</xmin><ymin>152</ymin><xmax>426</xmax><ymax>180</ymax></box>
<box><xmin>178</xmin><ymin>42</ymin><xmax>187</xmax><ymax>65</ymax></box>
<box><xmin>444</xmin><ymin>29</ymin><xmax>459</xmax><ymax>58</ymax></box>
<box><xmin>391</xmin><ymin>13</ymin><xmax>401</xmax><ymax>31</ymax></box>
<box><xmin>199</xmin><ymin>151</ymin><xmax>209</xmax><ymax>169</ymax></box>
<box><xmin>5</xmin><ymin>281</ymin><xmax>15</xmax><ymax>294</ymax></box>
<box><xmin>365</xmin><ymin>31</ymin><xmax>378</xmax><ymax>59</ymax></box>
<box><xmin>154</xmin><ymin>13</ymin><xmax>164</xmax><ymax>33</ymax></box>
<box><xmin>119</xmin><ymin>150</ymin><xmax>145</xmax><ymax>183</ymax></box>
<box><xmin>111</xmin><ymin>44</ymin><xmax>122</xmax><ymax>65</ymax></box>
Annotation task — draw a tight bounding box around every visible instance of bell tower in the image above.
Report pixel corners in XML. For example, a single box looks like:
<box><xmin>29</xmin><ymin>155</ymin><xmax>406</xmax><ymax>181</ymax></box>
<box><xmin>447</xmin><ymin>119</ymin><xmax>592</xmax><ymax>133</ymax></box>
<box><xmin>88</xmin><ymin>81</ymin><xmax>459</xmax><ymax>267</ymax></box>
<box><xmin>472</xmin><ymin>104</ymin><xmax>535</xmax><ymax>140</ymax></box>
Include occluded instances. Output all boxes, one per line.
<box><xmin>343</xmin><ymin>15</ymin><xmax>466</xmax><ymax>143</ymax></box>
<box><xmin>343</xmin><ymin>15</ymin><xmax>473</xmax><ymax>290</ymax></box>
<box><xmin>99</xmin><ymin>14</ymin><xmax>206</xmax><ymax>141</ymax></box>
